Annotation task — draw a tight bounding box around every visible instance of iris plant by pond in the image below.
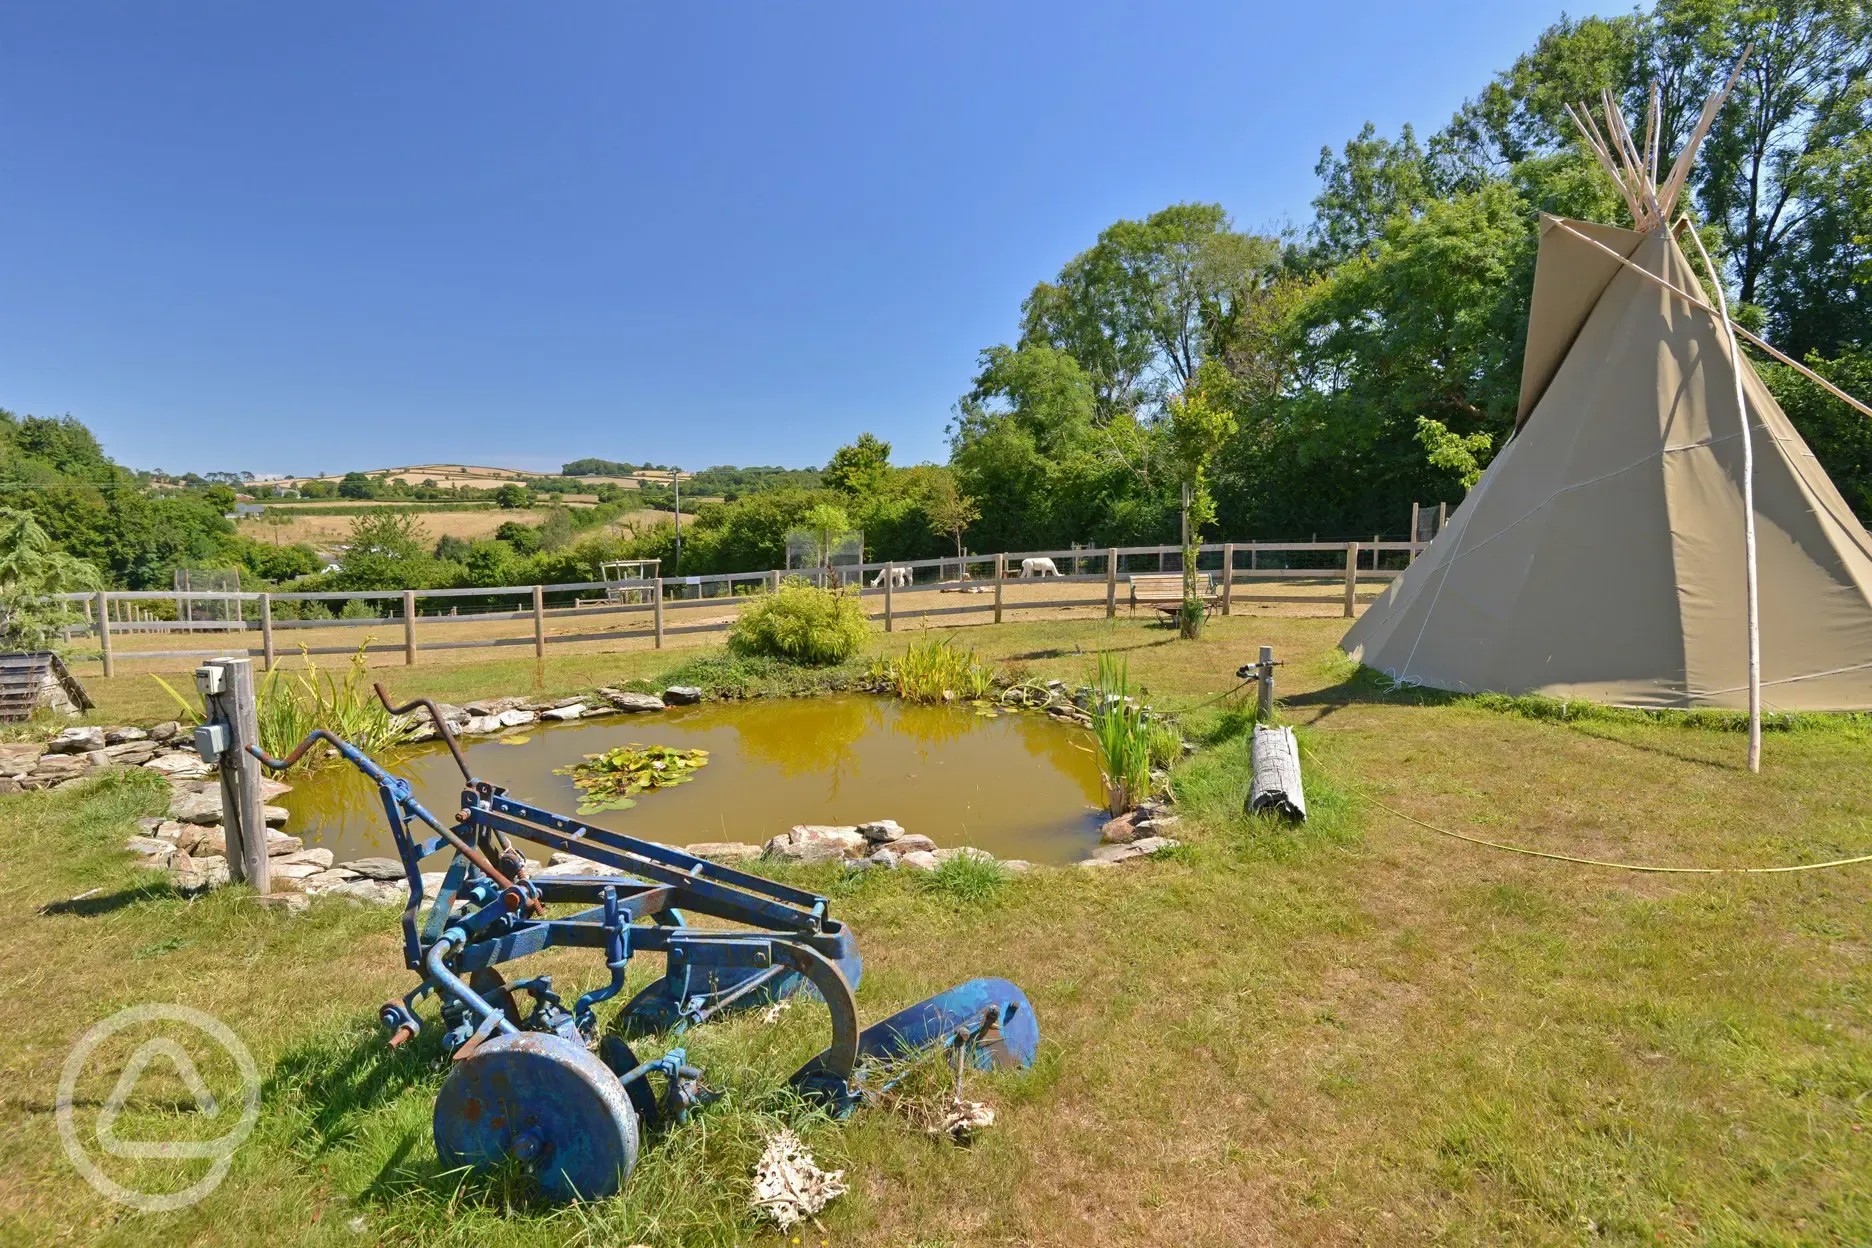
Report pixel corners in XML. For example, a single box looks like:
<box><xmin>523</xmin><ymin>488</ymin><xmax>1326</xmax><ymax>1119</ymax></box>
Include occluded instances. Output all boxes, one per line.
<box><xmin>554</xmin><ymin>743</ymin><xmax>711</xmax><ymax>814</ymax></box>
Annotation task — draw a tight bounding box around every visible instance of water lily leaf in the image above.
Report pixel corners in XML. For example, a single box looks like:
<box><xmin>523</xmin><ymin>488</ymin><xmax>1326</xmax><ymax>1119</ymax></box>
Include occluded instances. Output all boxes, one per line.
<box><xmin>556</xmin><ymin>742</ymin><xmax>710</xmax><ymax>809</ymax></box>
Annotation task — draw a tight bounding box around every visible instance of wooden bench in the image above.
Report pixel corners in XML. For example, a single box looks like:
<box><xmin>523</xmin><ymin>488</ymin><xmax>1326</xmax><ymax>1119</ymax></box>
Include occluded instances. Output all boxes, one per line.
<box><xmin>1128</xmin><ymin>573</ymin><xmax>1220</xmax><ymax>624</ymax></box>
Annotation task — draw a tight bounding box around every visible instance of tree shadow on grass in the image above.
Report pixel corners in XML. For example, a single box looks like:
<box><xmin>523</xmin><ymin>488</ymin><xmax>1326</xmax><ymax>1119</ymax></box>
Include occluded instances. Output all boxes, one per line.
<box><xmin>36</xmin><ymin>877</ymin><xmax>181</xmax><ymax>917</ymax></box>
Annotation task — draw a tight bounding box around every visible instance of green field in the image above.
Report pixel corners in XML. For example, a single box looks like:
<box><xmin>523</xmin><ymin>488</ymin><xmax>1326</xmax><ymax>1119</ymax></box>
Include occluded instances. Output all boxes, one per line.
<box><xmin>5</xmin><ymin>614</ymin><xmax>1869</xmax><ymax>1246</ymax></box>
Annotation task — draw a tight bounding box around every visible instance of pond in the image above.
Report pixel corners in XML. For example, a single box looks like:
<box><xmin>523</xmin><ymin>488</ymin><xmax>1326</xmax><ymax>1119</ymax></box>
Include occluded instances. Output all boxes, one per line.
<box><xmin>280</xmin><ymin>695</ymin><xmax>1111</xmax><ymax>866</ymax></box>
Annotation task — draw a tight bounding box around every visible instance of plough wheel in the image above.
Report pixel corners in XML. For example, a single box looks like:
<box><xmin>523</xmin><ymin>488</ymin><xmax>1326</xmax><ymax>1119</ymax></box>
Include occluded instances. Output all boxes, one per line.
<box><xmin>433</xmin><ymin>1032</ymin><xmax>638</xmax><ymax>1200</ymax></box>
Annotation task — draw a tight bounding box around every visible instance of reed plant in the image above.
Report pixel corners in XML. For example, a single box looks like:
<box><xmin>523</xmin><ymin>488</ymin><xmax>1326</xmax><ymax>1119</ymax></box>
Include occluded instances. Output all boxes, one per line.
<box><xmin>1088</xmin><ymin>651</ymin><xmax>1152</xmax><ymax>814</ymax></box>
<box><xmin>255</xmin><ymin>643</ymin><xmax>415</xmax><ymax>768</ymax></box>
<box><xmin>876</xmin><ymin>632</ymin><xmax>997</xmax><ymax>703</ymax></box>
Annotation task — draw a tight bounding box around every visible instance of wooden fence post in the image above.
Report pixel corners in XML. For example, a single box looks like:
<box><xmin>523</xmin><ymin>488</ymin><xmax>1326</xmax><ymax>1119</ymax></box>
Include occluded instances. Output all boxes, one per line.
<box><xmin>532</xmin><ymin>585</ymin><xmax>546</xmax><ymax>659</ymax></box>
<box><xmin>1410</xmin><ymin>502</ymin><xmax>1421</xmax><ymax>563</ymax></box>
<box><xmin>260</xmin><ymin>593</ymin><xmax>275</xmax><ymax>670</ymax></box>
<box><xmin>1343</xmin><ymin>542</ymin><xmax>1359</xmax><ymax>618</ymax></box>
<box><xmin>403</xmin><ymin>590</ymin><xmax>418</xmax><ymax>666</ymax></box>
<box><xmin>883</xmin><ymin>563</ymin><xmax>894</xmax><ymax>632</ymax></box>
<box><xmin>204</xmin><ymin>657</ymin><xmax>268</xmax><ymax>894</ymax></box>
<box><xmin>1221</xmin><ymin>543</ymin><xmax>1235</xmax><ymax>616</ymax></box>
<box><xmin>1106</xmin><ymin>549</ymin><xmax>1119</xmax><ymax>618</ymax></box>
<box><xmin>95</xmin><ymin>590</ymin><xmax>113</xmax><ymax>677</ymax></box>
<box><xmin>653</xmin><ymin>580</ymin><xmax>664</xmax><ymax>649</ymax></box>
<box><xmin>770</xmin><ymin>568</ymin><xmax>781</xmax><ymax>593</ymax></box>
<box><xmin>993</xmin><ymin>553</ymin><xmax>1005</xmax><ymax>624</ymax></box>
<box><xmin>1438</xmin><ymin>501</ymin><xmax>1447</xmax><ymax>535</ymax></box>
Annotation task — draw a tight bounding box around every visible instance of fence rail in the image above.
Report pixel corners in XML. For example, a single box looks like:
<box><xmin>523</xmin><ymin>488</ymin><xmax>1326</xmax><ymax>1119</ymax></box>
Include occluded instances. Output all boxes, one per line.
<box><xmin>61</xmin><ymin>539</ymin><xmax>1424</xmax><ymax>675</ymax></box>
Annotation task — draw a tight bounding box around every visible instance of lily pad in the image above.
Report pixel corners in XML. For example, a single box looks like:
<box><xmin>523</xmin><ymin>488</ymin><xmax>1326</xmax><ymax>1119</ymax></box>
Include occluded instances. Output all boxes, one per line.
<box><xmin>555</xmin><ymin>743</ymin><xmax>710</xmax><ymax>810</ymax></box>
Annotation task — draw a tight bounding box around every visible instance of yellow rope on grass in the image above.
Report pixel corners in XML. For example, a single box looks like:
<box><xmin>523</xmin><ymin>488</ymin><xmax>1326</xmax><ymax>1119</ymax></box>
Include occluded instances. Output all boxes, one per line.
<box><xmin>1357</xmin><ymin>790</ymin><xmax>1872</xmax><ymax>875</ymax></box>
<box><xmin>1300</xmin><ymin>742</ymin><xmax>1872</xmax><ymax>875</ymax></box>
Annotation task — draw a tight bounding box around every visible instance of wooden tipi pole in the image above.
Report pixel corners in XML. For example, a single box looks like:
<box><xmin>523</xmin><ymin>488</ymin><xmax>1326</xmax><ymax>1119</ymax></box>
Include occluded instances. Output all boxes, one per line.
<box><xmin>1683</xmin><ymin>223</ymin><xmax>1762</xmax><ymax>771</ymax></box>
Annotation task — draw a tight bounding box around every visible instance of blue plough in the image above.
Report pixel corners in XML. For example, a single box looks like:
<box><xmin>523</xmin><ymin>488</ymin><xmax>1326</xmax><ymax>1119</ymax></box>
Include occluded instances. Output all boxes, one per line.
<box><xmin>250</xmin><ymin>684</ymin><xmax>1039</xmax><ymax>1200</ymax></box>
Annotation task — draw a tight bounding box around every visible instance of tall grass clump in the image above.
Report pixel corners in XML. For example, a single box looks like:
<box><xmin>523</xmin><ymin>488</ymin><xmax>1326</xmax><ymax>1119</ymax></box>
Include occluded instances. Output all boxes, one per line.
<box><xmin>1088</xmin><ymin>652</ymin><xmax>1152</xmax><ymax>814</ymax></box>
<box><xmin>256</xmin><ymin>644</ymin><xmax>415</xmax><ymax>767</ymax></box>
<box><xmin>1145</xmin><ymin>718</ymin><xmax>1185</xmax><ymax>771</ymax></box>
<box><xmin>874</xmin><ymin>632</ymin><xmax>996</xmax><ymax>702</ymax></box>
<box><xmin>727</xmin><ymin>578</ymin><xmax>871</xmax><ymax>666</ymax></box>
<box><xmin>917</xmin><ymin>849</ymin><xmax>1010</xmax><ymax>904</ymax></box>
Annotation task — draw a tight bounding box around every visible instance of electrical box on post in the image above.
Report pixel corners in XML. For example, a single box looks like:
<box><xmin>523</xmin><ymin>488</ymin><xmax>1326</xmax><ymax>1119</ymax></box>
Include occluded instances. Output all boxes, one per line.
<box><xmin>193</xmin><ymin>723</ymin><xmax>230</xmax><ymax>765</ymax></box>
<box><xmin>194</xmin><ymin>665</ymin><xmax>226</xmax><ymax>698</ymax></box>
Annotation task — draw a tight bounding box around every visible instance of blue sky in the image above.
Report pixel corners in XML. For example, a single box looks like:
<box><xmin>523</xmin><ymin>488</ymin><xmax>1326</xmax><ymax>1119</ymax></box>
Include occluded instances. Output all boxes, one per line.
<box><xmin>0</xmin><ymin>2</ymin><xmax>1613</xmax><ymax>478</ymax></box>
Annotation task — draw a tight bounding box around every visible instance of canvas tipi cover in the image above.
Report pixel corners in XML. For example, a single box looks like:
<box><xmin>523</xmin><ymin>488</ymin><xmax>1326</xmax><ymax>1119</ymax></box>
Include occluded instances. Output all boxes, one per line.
<box><xmin>1341</xmin><ymin>214</ymin><xmax>1872</xmax><ymax>710</ymax></box>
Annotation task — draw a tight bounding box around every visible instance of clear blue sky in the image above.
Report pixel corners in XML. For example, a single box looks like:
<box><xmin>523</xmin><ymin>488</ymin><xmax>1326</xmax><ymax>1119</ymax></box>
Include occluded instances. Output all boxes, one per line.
<box><xmin>0</xmin><ymin>2</ymin><xmax>1610</xmax><ymax>478</ymax></box>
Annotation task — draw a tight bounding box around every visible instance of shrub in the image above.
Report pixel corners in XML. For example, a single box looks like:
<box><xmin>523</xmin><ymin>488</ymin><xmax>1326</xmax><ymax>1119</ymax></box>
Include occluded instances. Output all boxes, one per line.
<box><xmin>727</xmin><ymin>579</ymin><xmax>870</xmax><ymax>665</ymax></box>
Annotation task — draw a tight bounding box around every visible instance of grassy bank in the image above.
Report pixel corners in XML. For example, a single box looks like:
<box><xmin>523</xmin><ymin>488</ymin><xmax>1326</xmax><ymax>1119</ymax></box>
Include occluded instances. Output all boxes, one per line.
<box><xmin>4</xmin><ymin>614</ymin><xmax>1870</xmax><ymax>1245</ymax></box>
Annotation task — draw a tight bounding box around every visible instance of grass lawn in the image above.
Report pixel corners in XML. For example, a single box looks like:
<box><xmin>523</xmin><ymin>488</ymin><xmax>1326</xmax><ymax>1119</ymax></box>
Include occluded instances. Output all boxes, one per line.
<box><xmin>4</xmin><ymin>613</ymin><xmax>1869</xmax><ymax>1245</ymax></box>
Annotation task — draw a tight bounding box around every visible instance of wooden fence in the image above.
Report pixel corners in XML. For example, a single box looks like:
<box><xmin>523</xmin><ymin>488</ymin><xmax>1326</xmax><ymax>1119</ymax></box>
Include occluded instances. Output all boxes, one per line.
<box><xmin>59</xmin><ymin>540</ymin><xmax>1424</xmax><ymax>676</ymax></box>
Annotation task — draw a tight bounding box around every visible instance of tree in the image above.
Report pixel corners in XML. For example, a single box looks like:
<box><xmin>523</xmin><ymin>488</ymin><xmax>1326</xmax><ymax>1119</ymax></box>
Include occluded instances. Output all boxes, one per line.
<box><xmin>800</xmin><ymin>502</ymin><xmax>852</xmax><ymax>569</ymax></box>
<box><xmin>823</xmin><ymin>433</ymin><xmax>893</xmax><ymax>496</ymax></box>
<box><xmin>338</xmin><ymin>472</ymin><xmax>375</xmax><ymax>500</ymax></box>
<box><xmin>920</xmin><ymin>469</ymin><xmax>980</xmax><ymax>559</ymax></box>
<box><xmin>1698</xmin><ymin>0</ymin><xmax>1872</xmax><ymax>310</ymax></box>
<box><xmin>1161</xmin><ymin>372</ymin><xmax>1238</xmax><ymax>638</ymax></box>
<box><xmin>536</xmin><ymin>507</ymin><xmax>576</xmax><ymax>551</ymax></box>
<box><xmin>0</xmin><ymin>509</ymin><xmax>101</xmax><ymax>652</ymax></box>
<box><xmin>434</xmin><ymin>534</ymin><xmax>472</xmax><ymax>563</ymax></box>
<box><xmin>333</xmin><ymin>510</ymin><xmax>438</xmax><ymax>590</ymax></box>
<box><xmin>493</xmin><ymin>483</ymin><xmax>532</xmax><ymax>509</ymax></box>
<box><xmin>1019</xmin><ymin>204</ymin><xmax>1280</xmax><ymax>419</ymax></box>
<box><xmin>1307</xmin><ymin>123</ymin><xmax>1435</xmax><ymax>264</ymax></box>
<box><xmin>495</xmin><ymin>520</ymin><xmax>542</xmax><ymax>555</ymax></box>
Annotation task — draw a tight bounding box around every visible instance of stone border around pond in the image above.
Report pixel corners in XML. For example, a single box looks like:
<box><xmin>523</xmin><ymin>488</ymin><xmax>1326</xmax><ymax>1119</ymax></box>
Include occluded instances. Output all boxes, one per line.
<box><xmin>30</xmin><ymin>679</ymin><xmax>1184</xmax><ymax>910</ymax></box>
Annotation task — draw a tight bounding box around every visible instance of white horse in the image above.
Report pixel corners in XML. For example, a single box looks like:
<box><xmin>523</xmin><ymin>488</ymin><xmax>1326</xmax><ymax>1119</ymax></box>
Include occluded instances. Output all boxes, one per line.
<box><xmin>870</xmin><ymin>565</ymin><xmax>912</xmax><ymax>588</ymax></box>
<box><xmin>1019</xmin><ymin>557</ymin><xmax>1061</xmax><ymax>578</ymax></box>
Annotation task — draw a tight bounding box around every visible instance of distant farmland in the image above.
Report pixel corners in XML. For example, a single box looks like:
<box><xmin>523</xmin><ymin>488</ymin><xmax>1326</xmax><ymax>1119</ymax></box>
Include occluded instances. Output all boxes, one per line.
<box><xmin>238</xmin><ymin>505</ymin><xmax>677</xmax><ymax>549</ymax></box>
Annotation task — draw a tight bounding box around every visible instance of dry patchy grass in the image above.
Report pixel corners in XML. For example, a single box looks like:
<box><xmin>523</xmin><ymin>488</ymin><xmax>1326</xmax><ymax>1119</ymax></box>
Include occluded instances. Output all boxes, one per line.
<box><xmin>5</xmin><ymin>615</ymin><xmax>1869</xmax><ymax>1244</ymax></box>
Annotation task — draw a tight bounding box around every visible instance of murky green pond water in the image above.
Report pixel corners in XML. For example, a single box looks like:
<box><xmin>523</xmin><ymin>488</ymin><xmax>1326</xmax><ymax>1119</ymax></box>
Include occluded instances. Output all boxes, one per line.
<box><xmin>281</xmin><ymin>695</ymin><xmax>1110</xmax><ymax>865</ymax></box>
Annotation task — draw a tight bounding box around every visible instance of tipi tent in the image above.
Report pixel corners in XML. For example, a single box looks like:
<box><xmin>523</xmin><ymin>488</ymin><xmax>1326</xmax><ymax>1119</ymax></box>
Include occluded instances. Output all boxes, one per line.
<box><xmin>1343</xmin><ymin>81</ymin><xmax>1872</xmax><ymax>716</ymax></box>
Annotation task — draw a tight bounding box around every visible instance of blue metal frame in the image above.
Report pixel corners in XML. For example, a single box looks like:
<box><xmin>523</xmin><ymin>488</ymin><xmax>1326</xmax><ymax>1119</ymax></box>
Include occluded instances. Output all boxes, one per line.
<box><xmin>252</xmin><ymin>693</ymin><xmax>1039</xmax><ymax>1196</ymax></box>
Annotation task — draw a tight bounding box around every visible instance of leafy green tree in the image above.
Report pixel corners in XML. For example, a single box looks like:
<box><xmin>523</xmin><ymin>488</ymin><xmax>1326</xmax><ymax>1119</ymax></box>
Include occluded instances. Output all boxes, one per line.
<box><xmin>536</xmin><ymin>507</ymin><xmax>576</xmax><ymax>551</ymax></box>
<box><xmin>919</xmin><ymin>467</ymin><xmax>980</xmax><ymax>559</ymax></box>
<box><xmin>434</xmin><ymin>534</ymin><xmax>472</xmax><ymax>563</ymax></box>
<box><xmin>1698</xmin><ymin>0</ymin><xmax>1872</xmax><ymax>310</ymax></box>
<box><xmin>823</xmin><ymin>433</ymin><xmax>892</xmax><ymax>496</ymax></box>
<box><xmin>1162</xmin><ymin>371</ymin><xmax>1238</xmax><ymax>637</ymax></box>
<box><xmin>493</xmin><ymin>483</ymin><xmax>532</xmax><ymax>509</ymax></box>
<box><xmin>332</xmin><ymin>511</ymin><xmax>441</xmax><ymax>590</ymax></box>
<box><xmin>0</xmin><ymin>509</ymin><xmax>101</xmax><ymax>652</ymax></box>
<box><xmin>338</xmin><ymin>472</ymin><xmax>375</xmax><ymax>500</ymax></box>
<box><xmin>800</xmin><ymin>502</ymin><xmax>852</xmax><ymax>568</ymax></box>
<box><xmin>1020</xmin><ymin>204</ymin><xmax>1279</xmax><ymax>418</ymax></box>
<box><xmin>495</xmin><ymin>520</ymin><xmax>541</xmax><ymax>555</ymax></box>
<box><xmin>1306</xmin><ymin>123</ymin><xmax>1435</xmax><ymax>265</ymax></box>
